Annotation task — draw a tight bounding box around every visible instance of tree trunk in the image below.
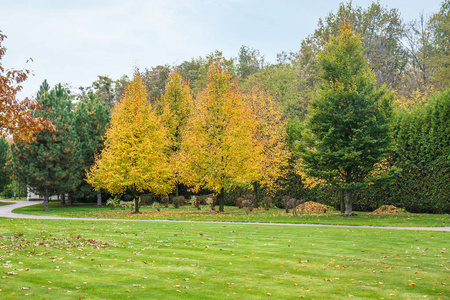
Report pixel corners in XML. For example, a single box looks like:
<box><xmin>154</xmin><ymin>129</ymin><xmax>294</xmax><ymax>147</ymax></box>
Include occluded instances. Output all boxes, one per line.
<box><xmin>175</xmin><ymin>184</ymin><xmax>179</xmax><ymax>197</ymax></box>
<box><xmin>97</xmin><ymin>189</ymin><xmax>102</xmax><ymax>206</ymax></box>
<box><xmin>340</xmin><ymin>189</ymin><xmax>345</xmax><ymax>214</ymax></box>
<box><xmin>253</xmin><ymin>182</ymin><xmax>259</xmax><ymax>208</ymax></box>
<box><xmin>133</xmin><ymin>186</ymin><xmax>140</xmax><ymax>214</ymax></box>
<box><xmin>218</xmin><ymin>188</ymin><xmax>225</xmax><ymax>212</ymax></box>
<box><xmin>68</xmin><ymin>192</ymin><xmax>73</xmax><ymax>206</ymax></box>
<box><xmin>43</xmin><ymin>189</ymin><xmax>49</xmax><ymax>211</ymax></box>
<box><xmin>60</xmin><ymin>193</ymin><xmax>66</xmax><ymax>205</ymax></box>
<box><xmin>344</xmin><ymin>190</ymin><xmax>352</xmax><ymax>216</ymax></box>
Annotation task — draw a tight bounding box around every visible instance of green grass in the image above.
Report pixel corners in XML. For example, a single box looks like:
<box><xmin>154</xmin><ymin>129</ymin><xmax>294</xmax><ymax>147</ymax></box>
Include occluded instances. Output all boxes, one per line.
<box><xmin>0</xmin><ymin>218</ymin><xmax>448</xmax><ymax>299</ymax></box>
<box><xmin>14</xmin><ymin>202</ymin><xmax>450</xmax><ymax>227</ymax></box>
<box><xmin>0</xmin><ymin>197</ymin><xmax>27</xmax><ymax>201</ymax></box>
<box><xmin>0</xmin><ymin>201</ymin><xmax>16</xmax><ymax>206</ymax></box>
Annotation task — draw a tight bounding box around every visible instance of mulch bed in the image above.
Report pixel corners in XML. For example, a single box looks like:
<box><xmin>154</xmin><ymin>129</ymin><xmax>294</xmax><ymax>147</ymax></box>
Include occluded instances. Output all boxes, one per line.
<box><xmin>296</xmin><ymin>201</ymin><xmax>329</xmax><ymax>212</ymax></box>
<box><xmin>371</xmin><ymin>205</ymin><xmax>405</xmax><ymax>214</ymax></box>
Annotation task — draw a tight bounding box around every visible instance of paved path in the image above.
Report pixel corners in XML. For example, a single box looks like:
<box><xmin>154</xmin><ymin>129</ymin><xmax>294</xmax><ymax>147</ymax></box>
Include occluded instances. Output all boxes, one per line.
<box><xmin>1</xmin><ymin>200</ymin><xmax>449</xmax><ymax>231</ymax></box>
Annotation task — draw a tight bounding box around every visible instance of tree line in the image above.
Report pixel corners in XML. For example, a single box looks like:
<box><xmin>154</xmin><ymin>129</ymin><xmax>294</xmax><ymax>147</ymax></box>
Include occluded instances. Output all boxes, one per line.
<box><xmin>0</xmin><ymin>0</ymin><xmax>448</xmax><ymax>214</ymax></box>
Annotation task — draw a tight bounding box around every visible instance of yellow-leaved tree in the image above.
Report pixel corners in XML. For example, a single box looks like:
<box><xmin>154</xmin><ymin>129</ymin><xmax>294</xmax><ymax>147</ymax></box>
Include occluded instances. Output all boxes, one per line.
<box><xmin>158</xmin><ymin>70</ymin><xmax>193</xmax><ymax>196</ymax></box>
<box><xmin>179</xmin><ymin>59</ymin><xmax>263</xmax><ymax>212</ymax></box>
<box><xmin>243</xmin><ymin>84</ymin><xmax>290</xmax><ymax>200</ymax></box>
<box><xmin>86</xmin><ymin>70</ymin><xmax>172</xmax><ymax>213</ymax></box>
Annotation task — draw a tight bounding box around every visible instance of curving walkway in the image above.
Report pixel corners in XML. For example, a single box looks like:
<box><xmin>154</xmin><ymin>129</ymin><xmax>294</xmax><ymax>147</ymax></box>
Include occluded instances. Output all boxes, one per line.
<box><xmin>1</xmin><ymin>200</ymin><xmax>449</xmax><ymax>231</ymax></box>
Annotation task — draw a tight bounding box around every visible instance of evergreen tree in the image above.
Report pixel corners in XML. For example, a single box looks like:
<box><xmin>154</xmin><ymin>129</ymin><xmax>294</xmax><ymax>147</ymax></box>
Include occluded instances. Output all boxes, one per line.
<box><xmin>13</xmin><ymin>81</ymin><xmax>80</xmax><ymax>210</ymax></box>
<box><xmin>299</xmin><ymin>24</ymin><xmax>393</xmax><ymax>216</ymax></box>
<box><xmin>0</xmin><ymin>137</ymin><xmax>10</xmax><ymax>192</ymax></box>
<box><xmin>73</xmin><ymin>91</ymin><xmax>110</xmax><ymax>205</ymax></box>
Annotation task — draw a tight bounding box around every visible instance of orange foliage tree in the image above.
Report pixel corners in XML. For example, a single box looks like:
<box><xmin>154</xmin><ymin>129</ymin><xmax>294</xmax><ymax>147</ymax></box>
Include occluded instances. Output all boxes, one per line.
<box><xmin>178</xmin><ymin>59</ymin><xmax>263</xmax><ymax>212</ymax></box>
<box><xmin>0</xmin><ymin>31</ymin><xmax>53</xmax><ymax>142</ymax></box>
<box><xmin>158</xmin><ymin>70</ymin><xmax>193</xmax><ymax>196</ymax></box>
<box><xmin>243</xmin><ymin>84</ymin><xmax>290</xmax><ymax>199</ymax></box>
<box><xmin>86</xmin><ymin>70</ymin><xmax>172</xmax><ymax>213</ymax></box>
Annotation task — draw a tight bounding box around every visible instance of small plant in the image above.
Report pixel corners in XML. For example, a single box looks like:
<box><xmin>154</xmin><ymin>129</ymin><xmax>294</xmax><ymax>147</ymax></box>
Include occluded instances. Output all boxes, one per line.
<box><xmin>206</xmin><ymin>195</ymin><xmax>216</xmax><ymax>211</ymax></box>
<box><xmin>380</xmin><ymin>205</ymin><xmax>386</xmax><ymax>212</ymax></box>
<box><xmin>106</xmin><ymin>197</ymin><xmax>120</xmax><ymax>210</ymax></box>
<box><xmin>172</xmin><ymin>196</ymin><xmax>185</xmax><ymax>209</ymax></box>
<box><xmin>242</xmin><ymin>199</ymin><xmax>253</xmax><ymax>214</ymax></box>
<box><xmin>282</xmin><ymin>196</ymin><xmax>305</xmax><ymax>216</ymax></box>
<box><xmin>236</xmin><ymin>197</ymin><xmax>244</xmax><ymax>209</ymax></box>
<box><xmin>152</xmin><ymin>202</ymin><xmax>161</xmax><ymax>212</ymax></box>
<box><xmin>119</xmin><ymin>200</ymin><xmax>135</xmax><ymax>211</ymax></box>
<box><xmin>161</xmin><ymin>195</ymin><xmax>169</xmax><ymax>208</ymax></box>
<box><xmin>191</xmin><ymin>196</ymin><xmax>202</xmax><ymax>210</ymax></box>
<box><xmin>262</xmin><ymin>196</ymin><xmax>273</xmax><ymax>210</ymax></box>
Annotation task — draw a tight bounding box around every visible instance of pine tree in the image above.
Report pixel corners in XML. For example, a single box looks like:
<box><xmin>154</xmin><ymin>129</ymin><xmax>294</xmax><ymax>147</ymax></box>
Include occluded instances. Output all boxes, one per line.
<box><xmin>73</xmin><ymin>92</ymin><xmax>109</xmax><ymax>205</ymax></box>
<box><xmin>13</xmin><ymin>81</ymin><xmax>80</xmax><ymax>210</ymax></box>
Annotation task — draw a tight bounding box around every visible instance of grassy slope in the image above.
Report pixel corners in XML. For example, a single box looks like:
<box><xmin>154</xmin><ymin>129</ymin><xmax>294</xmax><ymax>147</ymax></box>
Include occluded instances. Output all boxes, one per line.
<box><xmin>14</xmin><ymin>202</ymin><xmax>450</xmax><ymax>227</ymax></box>
<box><xmin>0</xmin><ymin>218</ymin><xmax>448</xmax><ymax>299</ymax></box>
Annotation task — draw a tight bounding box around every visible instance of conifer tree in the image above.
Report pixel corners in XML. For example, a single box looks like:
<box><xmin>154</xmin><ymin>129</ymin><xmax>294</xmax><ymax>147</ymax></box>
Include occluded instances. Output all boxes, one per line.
<box><xmin>158</xmin><ymin>70</ymin><xmax>193</xmax><ymax>196</ymax></box>
<box><xmin>86</xmin><ymin>70</ymin><xmax>172</xmax><ymax>213</ymax></box>
<box><xmin>179</xmin><ymin>59</ymin><xmax>262</xmax><ymax>212</ymax></box>
<box><xmin>13</xmin><ymin>81</ymin><xmax>80</xmax><ymax>210</ymax></box>
<box><xmin>73</xmin><ymin>92</ymin><xmax>109</xmax><ymax>205</ymax></box>
<box><xmin>299</xmin><ymin>24</ymin><xmax>393</xmax><ymax>216</ymax></box>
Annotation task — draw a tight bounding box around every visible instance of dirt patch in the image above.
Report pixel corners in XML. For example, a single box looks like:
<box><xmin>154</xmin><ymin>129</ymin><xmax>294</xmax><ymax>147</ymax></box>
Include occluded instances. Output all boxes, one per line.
<box><xmin>371</xmin><ymin>205</ymin><xmax>405</xmax><ymax>214</ymax></box>
<box><xmin>296</xmin><ymin>201</ymin><xmax>329</xmax><ymax>212</ymax></box>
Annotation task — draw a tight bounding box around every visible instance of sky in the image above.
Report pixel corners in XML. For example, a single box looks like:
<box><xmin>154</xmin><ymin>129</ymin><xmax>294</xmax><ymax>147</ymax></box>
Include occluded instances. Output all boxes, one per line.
<box><xmin>0</xmin><ymin>0</ymin><xmax>444</xmax><ymax>99</ymax></box>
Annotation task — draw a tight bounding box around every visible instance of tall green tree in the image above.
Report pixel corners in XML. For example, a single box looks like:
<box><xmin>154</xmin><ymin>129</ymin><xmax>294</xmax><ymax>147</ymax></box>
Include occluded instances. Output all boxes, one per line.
<box><xmin>13</xmin><ymin>81</ymin><xmax>80</xmax><ymax>210</ymax></box>
<box><xmin>73</xmin><ymin>91</ymin><xmax>110</xmax><ymax>205</ymax></box>
<box><xmin>0</xmin><ymin>137</ymin><xmax>10</xmax><ymax>191</ymax></box>
<box><xmin>428</xmin><ymin>0</ymin><xmax>450</xmax><ymax>88</ymax></box>
<box><xmin>299</xmin><ymin>25</ymin><xmax>393</xmax><ymax>216</ymax></box>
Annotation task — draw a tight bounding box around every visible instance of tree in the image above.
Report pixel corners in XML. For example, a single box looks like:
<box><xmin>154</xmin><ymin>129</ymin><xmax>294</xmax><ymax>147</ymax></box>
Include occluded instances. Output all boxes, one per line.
<box><xmin>86</xmin><ymin>70</ymin><xmax>172</xmax><ymax>213</ymax></box>
<box><xmin>158</xmin><ymin>70</ymin><xmax>193</xmax><ymax>196</ymax></box>
<box><xmin>73</xmin><ymin>92</ymin><xmax>110</xmax><ymax>205</ymax></box>
<box><xmin>294</xmin><ymin>1</ymin><xmax>407</xmax><ymax>101</ymax></box>
<box><xmin>236</xmin><ymin>45</ymin><xmax>265</xmax><ymax>80</ymax></box>
<box><xmin>142</xmin><ymin>65</ymin><xmax>171</xmax><ymax>103</ymax></box>
<box><xmin>178</xmin><ymin>59</ymin><xmax>262</xmax><ymax>212</ymax></box>
<box><xmin>13</xmin><ymin>81</ymin><xmax>80</xmax><ymax>210</ymax></box>
<box><xmin>91</xmin><ymin>75</ymin><xmax>117</xmax><ymax>110</ymax></box>
<box><xmin>0</xmin><ymin>31</ymin><xmax>53</xmax><ymax>142</ymax></box>
<box><xmin>428</xmin><ymin>0</ymin><xmax>450</xmax><ymax>88</ymax></box>
<box><xmin>299</xmin><ymin>25</ymin><xmax>393</xmax><ymax>216</ymax></box>
<box><xmin>242</xmin><ymin>84</ymin><xmax>290</xmax><ymax>200</ymax></box>
<box><xmin>0</xmin><ymin>137</ymin><xmax>10</xmax><ymax>192</ymax></box>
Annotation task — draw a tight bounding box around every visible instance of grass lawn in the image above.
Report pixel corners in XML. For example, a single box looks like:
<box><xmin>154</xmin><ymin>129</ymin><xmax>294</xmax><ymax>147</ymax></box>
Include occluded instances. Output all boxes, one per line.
<box><xmin>0</xmin><ymin>217</ymin><xmax>448</xmax><ymax>299</ymax></box>
<box><xmin>14</xmin><ymin>202</ymin><xmax>450</xmax><ymax>227</ymax></box>
<box><xmin>0</xmin><ymin>201</ymin><xmax>16</xmax><ymax>206</ymax></box>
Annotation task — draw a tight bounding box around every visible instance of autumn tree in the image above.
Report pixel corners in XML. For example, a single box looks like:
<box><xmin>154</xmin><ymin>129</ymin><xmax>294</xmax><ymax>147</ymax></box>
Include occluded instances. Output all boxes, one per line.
<box><xmin>158</xmin><ymin>70</ymin><xmax>193</xmax><ymax>196</ymax></box>
<box><xmin>13</xmin><ymin>81</ymin><xmax>80</xmax><ymax>210</ymax></box>
<box><xmin>0</xmin><ymin>31</ymin><xmax>53</xmax><ymax>142</ymax></box>
<box><xmin>242</xmin><ymin>83</ymin><xmax>290</xmax><ymax>202</ymax></box>
<box><xmin>86</xmin><ymin>70</ymin><xmax>172</xmax><ymax>213</ymax></box>
<box><xmin>179</xmin><ymin>59</ymin><xmax>262</xmax><ymax>212</ymax></box>
<box><xmin>299</xmin><ymin>25</ymin><xmax>393</xmax><ymax>216</ymax></box>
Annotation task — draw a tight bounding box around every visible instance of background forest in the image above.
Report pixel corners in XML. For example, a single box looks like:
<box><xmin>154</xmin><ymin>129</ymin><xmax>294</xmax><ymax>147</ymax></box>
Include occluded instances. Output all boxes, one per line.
<box><xmin>1</xmin><ymin>1</ymin><xmax>449</xmax><ymax>214</ymax></box>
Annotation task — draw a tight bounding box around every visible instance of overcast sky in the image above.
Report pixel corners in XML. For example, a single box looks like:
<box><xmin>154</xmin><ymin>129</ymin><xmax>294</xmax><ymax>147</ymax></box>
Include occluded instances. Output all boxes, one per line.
<box><xmin>0</xmin><ymin>0</ymin><xmax>444</xmax><ymax>99</ymax></box>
